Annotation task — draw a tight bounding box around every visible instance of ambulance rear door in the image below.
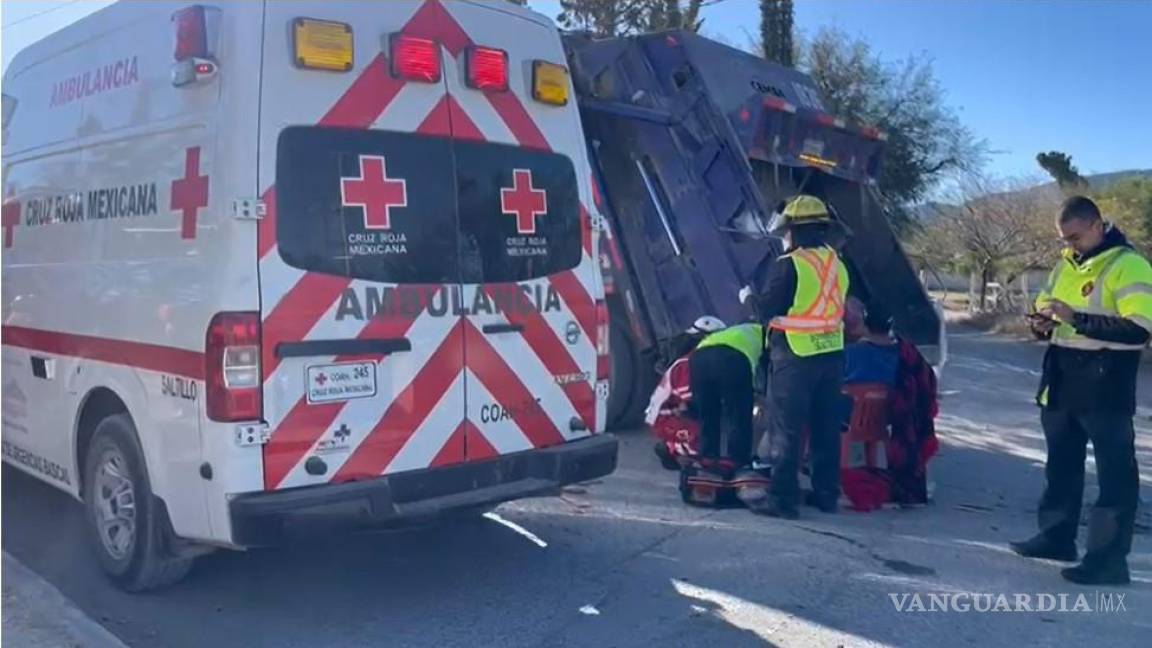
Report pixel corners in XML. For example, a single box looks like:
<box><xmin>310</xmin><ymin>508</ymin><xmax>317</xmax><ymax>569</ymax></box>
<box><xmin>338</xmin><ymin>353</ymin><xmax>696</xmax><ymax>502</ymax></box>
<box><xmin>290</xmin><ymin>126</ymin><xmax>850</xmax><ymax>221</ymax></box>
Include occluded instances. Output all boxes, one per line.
<box><xmin>256</xmin><ymin>1</ymin><xmax>467</xmax><ymax>491</ymax></box>
<box><xmin>435</xmin><ymin>1</ymin><xmax>602</xmax><ymax>458</ymax></box>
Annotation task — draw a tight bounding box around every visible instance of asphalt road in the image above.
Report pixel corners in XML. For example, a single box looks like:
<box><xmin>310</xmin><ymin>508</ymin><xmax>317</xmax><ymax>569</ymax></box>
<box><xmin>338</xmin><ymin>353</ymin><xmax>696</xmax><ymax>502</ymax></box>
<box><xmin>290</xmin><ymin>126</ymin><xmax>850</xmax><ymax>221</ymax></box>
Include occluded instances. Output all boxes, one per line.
<box><xmin>3</xmin><ymin>332</ymin><xmax>1151</xmax><ymax>647</ymax></box>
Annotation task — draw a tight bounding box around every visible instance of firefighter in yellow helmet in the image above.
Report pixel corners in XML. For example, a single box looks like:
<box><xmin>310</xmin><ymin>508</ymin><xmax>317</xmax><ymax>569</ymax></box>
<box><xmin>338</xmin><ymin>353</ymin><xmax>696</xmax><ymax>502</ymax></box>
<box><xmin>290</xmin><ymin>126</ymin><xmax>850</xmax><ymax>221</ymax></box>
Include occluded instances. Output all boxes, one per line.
<box><xmin>742</xmin><ymin>195</ymin><xmax>850</xmax><ymax>519</ymax></box>
<box><xmin>1010</xmin><ymin>196</ymin><xmax>1152</xmax><ymax>586</ymax></box>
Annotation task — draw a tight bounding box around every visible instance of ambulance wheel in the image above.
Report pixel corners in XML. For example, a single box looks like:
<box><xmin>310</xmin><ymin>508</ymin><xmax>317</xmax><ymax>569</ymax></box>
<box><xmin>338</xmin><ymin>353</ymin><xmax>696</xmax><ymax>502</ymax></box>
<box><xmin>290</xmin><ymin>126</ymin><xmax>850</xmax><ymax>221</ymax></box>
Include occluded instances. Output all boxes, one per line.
<box><xmin>83</xmin><ymin>414</ymin><xmax>193</xmax><ymax>592</ymax></box>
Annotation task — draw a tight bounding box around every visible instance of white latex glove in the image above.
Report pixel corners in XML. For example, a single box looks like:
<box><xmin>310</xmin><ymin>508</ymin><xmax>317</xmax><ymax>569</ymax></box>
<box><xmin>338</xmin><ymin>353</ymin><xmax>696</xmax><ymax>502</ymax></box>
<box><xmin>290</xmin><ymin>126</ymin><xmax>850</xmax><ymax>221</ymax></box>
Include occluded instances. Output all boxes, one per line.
<box><xmin>739</xmin><ymin>285</ymin><xmax>754</xmax><ymax>304</ymax></box>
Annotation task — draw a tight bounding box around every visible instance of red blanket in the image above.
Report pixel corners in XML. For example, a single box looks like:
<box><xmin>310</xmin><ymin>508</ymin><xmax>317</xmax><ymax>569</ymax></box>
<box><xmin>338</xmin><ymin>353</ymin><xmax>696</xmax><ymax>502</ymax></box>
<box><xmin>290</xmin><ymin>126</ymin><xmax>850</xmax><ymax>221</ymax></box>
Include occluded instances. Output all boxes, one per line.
<box><xmin>885</xmin><ymin>338</ymin><xmax>940</xmax><ymax>504</ymax></box>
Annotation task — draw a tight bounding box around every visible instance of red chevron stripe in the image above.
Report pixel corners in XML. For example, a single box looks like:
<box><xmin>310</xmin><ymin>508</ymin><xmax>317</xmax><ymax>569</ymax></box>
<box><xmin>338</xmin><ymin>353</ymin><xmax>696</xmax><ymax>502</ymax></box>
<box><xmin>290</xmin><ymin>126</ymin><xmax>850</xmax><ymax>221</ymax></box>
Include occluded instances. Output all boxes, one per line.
<box><xmin>463</xmin><ymin>321</ymin><xmax>566</xmax><ymax>449</ymax></box>
<box><xmin>549</xmin><ymin>270</ymin><xmax>597</xmax><ymax>342</ymax></box>
<box><xmin>403</xmin><ymin>0</ymin><xmax>471</xmax><ymax>57</ymax></box>
<box><xmin>463</xmin><ymin>418</ymin><xmax>500</xmax><ymax>461</ymax></box>
<box><xmin>331</xmin><ymin>321</ymin><xmax>465</xmax><ymax>482</ymax></box>
<box><xmin>416</xmin><ymin>96</ymin><xmax>452</xmax><ymax>136</ymax></box>
<box><xmin>262</xmin><ymin>293</ymin><xmax>430</xmax><ymax>490</ymax></box>
<box><xmin>260</xmin><ymin>272</ymin><xmax>351</xmax><ymax>381</ymax></box>
<box><xmin>486</xmin><ymin>285</ymin><xmax>595</xmax><ymax>431</ymax></box>
<box><xmin>430</xmin><ymin>421</ymin><xmax>467</xmax><ymax>468</ymax></box>
<box><xmin>417</xmin><ymin>95</ymin><xmax>484</xmax><ymax>141</ymax></box>
<box><xmin>485</xmin><ymin>91</ymin><xmax>550</xmax><ymax>151</ymax></box>
<box><xmin>446</xmin><ymin>95</ymin><xmax>485</xmax><ymax>142</ymax></box>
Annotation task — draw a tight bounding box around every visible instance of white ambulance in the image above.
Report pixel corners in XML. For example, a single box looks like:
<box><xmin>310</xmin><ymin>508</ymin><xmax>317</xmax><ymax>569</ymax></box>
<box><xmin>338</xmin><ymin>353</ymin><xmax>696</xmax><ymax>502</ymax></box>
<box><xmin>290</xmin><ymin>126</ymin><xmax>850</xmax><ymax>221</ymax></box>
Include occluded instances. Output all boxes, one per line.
<box><xmin>2</xmin><ymin>0</ymin><xmax>615</xmax><ymax>591</ymax></box>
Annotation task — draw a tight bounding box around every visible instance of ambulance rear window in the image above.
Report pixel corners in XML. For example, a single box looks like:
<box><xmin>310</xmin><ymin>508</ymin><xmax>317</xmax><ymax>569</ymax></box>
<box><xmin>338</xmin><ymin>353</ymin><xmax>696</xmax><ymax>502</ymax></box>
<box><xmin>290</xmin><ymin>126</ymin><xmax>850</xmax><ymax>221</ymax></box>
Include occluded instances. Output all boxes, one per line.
<box><xmin>455</xmin><ymin>140</ymin><xmax>582</xmax><ymax>283</ymax></box>
<box><xmin>276</xmin><ymin>128</ymin><xmax>582</xmax><ymax>285</ymax></box>
<box><xmin>276</xmin><ymin>127</ymin><xmax>460</xmax><ymax>284</ymax></box>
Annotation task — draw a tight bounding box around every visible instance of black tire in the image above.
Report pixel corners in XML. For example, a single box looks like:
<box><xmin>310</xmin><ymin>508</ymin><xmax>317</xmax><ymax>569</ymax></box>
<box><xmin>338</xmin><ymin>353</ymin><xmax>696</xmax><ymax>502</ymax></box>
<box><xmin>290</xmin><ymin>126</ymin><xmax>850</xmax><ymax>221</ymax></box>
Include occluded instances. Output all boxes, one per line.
<box><xmin>83</xmin><ymin>414</ymin><xmax>193</xmax><ymax>592</ymax></box>
<box><xmin>605</xmin><ymin>306</ymin><xmax>638</xmax><ymax>429</ymax></box>
<box><xmin>605</xmin><ymin>306</ymin><xmax>656</xmax><ymax>429</ymax></box>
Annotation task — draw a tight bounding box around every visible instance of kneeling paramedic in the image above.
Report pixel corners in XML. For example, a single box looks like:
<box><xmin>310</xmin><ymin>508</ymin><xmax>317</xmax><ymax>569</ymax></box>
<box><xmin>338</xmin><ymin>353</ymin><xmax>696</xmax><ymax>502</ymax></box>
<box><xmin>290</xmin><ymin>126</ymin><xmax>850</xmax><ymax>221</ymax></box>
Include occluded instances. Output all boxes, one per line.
<box><xmin>689</xmin><ymin>321</ymin><xmax>765</xmax><ymax>478</ymax></box>
<box><xmin>1011</xmin><ymin>196</ymin><xmax>1152</xmax><ymax>586</ymax></box>
<box><xmin>743</xmin><ymin>195</ymin><xmax>849</xmax><ymax>519</ymax></box>
<box><xmin>646</xmin><ymin>317</ymin><xmax>728</xmax><ymax>469</ymax></box>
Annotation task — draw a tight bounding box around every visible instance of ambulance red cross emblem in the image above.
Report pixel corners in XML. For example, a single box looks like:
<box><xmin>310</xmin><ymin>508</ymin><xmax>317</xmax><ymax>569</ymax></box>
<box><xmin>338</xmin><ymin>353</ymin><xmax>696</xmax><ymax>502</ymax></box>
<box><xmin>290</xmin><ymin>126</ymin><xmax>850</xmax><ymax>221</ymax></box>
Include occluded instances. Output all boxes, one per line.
<box><xmin>171</xmin><ymin>146</ymin><xmax>209</xmax><ymax>240</ymax></box>
<box><xmin>501</xmin><ymin>169</ymin><xmax>548</xmax><ymax>235</ymax></box>
<box><xmin>341</xmin><ymin>155</ymin><xmax>408</xmax><ymax>230</ymax></box>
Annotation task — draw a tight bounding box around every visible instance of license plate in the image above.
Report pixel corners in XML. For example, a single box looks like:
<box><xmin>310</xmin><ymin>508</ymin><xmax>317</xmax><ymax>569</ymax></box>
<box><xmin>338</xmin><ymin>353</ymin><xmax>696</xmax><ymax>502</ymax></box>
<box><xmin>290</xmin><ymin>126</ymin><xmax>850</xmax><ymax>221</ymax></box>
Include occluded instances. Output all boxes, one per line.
<box><xmin>306</xmin><ymin>361</ymin><xmax>377</xmax><ymax>404</ymax></box>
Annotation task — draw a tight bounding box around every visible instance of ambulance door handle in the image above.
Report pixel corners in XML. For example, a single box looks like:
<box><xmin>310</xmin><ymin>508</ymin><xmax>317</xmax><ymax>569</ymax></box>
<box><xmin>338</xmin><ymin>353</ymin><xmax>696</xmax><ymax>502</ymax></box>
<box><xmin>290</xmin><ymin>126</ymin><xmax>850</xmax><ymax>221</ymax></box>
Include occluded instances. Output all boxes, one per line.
<box><xmin>275</xmin><ymin>338</ymin><xmax>412</xmax><ymax>359</ymax></box>
<box><xmin>30</xmin><ymin>356</ymin><xmax>55</xmax><ymax>380</ymax></box>
<box><xmin>482</xmin><ymin>323</ymin><xmax>524</xmax><ymax>335</ymax></box>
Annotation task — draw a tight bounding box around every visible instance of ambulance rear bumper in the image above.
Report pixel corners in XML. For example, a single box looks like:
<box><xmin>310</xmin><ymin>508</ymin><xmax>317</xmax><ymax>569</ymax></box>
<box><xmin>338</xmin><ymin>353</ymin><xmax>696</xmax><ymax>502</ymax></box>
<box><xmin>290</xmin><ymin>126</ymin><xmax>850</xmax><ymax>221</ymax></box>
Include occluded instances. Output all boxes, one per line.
<box><xmin>227</xmin><ymin>434</ymin><xmax>618</xmax><ymax>547</ymax></box>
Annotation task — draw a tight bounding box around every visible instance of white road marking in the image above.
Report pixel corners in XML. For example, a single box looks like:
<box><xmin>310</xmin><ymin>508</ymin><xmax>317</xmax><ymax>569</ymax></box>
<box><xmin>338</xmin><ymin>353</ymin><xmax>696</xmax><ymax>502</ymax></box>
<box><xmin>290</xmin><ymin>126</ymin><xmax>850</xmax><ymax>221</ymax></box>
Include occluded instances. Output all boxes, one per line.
<box><xmin>483</xmin><ymin>512</ymin><xmax>548</xmax><ymax>548</ymax></box>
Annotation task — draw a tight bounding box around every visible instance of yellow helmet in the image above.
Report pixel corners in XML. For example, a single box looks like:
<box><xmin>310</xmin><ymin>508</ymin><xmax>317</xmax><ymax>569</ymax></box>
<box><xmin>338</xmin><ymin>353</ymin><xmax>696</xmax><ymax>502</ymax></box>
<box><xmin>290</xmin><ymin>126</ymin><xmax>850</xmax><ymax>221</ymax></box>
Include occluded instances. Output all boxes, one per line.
<box><xmin>768</xmin><ymin>195</ymin><xmax>836</xmax><ymax>233</ymax></box>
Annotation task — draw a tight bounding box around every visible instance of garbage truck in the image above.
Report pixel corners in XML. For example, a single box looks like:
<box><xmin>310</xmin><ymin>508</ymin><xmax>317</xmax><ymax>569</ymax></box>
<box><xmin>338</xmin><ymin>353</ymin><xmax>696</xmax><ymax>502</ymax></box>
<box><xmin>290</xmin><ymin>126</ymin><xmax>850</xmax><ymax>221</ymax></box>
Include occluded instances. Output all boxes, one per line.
<box><xmin>563</xmin><ymin>31</ymin><xmax>946</xmax><ymax>427</ymax></box>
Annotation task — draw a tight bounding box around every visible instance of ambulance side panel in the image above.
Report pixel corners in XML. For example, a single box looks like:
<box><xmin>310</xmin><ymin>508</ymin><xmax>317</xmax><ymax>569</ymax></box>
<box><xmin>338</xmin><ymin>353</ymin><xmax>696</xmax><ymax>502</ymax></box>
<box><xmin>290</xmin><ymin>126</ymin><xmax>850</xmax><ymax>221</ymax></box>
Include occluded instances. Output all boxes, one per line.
<box><xmin>1</xmin><ymin>2</ymin><xmax>263</xmax><ymax>544</ymax></box>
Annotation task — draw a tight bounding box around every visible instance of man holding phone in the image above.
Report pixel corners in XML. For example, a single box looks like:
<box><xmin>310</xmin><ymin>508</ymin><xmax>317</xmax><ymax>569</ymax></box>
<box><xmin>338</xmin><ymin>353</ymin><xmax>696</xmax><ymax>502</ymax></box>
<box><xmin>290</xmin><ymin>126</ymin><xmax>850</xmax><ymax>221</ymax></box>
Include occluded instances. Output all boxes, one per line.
<box><xmin>1011</xmin><ymin>196</ymin><xmax>1152</xmax><ymax>585</ymax></box>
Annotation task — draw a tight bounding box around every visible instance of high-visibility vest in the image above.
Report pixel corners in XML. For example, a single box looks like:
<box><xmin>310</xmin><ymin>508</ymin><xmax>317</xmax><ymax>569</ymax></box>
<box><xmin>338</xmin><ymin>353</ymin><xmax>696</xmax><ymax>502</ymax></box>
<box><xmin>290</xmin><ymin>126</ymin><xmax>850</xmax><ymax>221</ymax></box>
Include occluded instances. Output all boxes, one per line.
<box><xmin>694</xmin><ymin>323</ymin><xmax>764</xmax><ymax>374</ymax></box>
<box><xmin>1037</xmin><ymin>245</ymin><xmax>1152</xmax><ymax>351</ymax></box>
<box><xmin>769</xmin><ymin>246</ymin><xmax>850</xmax><ymax>357</ymax></box>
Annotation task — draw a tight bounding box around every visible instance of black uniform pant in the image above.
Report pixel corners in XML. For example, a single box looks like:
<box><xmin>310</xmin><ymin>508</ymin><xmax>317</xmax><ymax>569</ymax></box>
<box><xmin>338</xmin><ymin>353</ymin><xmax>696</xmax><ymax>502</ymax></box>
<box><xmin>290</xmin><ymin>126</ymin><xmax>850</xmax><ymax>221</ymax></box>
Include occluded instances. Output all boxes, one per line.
<box><xmin>1037</xmin><ymin>409</ymin><xmax>1139</xmax><ymax>566</ymax></box>
<box><xmin>688</xmin><ymin>346</ymin><xmax>754</xmax><ymax>466</ymax></box>
<box><xmin>768</xmin><ymin>348</ymin><xmax>844</xmax><ymax>506</ymax></box>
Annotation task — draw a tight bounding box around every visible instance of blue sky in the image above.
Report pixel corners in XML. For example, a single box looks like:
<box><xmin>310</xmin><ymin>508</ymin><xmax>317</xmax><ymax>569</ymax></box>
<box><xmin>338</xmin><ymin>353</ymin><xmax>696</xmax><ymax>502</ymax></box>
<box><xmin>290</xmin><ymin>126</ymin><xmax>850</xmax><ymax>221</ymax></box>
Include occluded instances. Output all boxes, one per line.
<box><xmin>4</xmin><ymin>0</ymin><xmax>1149</xmax><ymax>179</ymax></box>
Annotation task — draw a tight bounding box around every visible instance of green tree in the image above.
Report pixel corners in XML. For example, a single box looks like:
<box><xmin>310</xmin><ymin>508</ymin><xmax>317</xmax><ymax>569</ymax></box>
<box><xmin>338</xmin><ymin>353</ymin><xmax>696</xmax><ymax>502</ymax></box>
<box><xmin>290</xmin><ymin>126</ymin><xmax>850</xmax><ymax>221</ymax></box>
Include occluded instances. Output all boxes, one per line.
<box><xmin>909</xmin><ymin>174</ymin><xmax>1057</xmax><ymax>311</ymax></box>
<box><xmin>1035</xmin><ymin>147</ymin><xmax>1150</xmax><ymax>254</ymax></box>
<box><xmin>759</xmin><ymin>0</ymin><xmax>794</xmax><ymax>67</ymax></box>
<box><xmin>1094</xmin><ymin>177</ymin><xmax>1152</xmax><ymax>256</ymax></box>
<box><xmin>1036</xmin><ymin>151</ymin><xmax>1088</xmax><ymax>191</ymax></box>
<box><xmin>556</xmin><ymin>0</ymin><xmax>705</xmax><ymax>37</ymax></box>
<box><xmin>799</xmin><ymin>28</ymin><xmax>986</xmax><ymax>232</ymax></box>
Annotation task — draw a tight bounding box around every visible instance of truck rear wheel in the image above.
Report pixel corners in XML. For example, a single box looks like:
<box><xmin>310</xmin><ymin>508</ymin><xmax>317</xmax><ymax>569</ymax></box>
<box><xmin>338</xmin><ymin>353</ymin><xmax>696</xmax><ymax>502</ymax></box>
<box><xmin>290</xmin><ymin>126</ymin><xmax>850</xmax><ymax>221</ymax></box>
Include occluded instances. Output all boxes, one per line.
<box><xmin>606</xmin><ymin>307</ymin><xmax>655</xmax><ymax>429</ymax></box>
<box><xmin>83</xmin><ymin>414</ymin><xmax>193</xmax><ymax>592</ymax></box>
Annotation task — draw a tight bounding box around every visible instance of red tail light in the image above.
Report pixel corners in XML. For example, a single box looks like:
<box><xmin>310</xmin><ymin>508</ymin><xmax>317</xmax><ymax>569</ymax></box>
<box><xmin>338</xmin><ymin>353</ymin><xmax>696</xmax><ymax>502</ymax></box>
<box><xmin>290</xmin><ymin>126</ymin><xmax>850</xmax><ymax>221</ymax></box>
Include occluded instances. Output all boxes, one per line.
<box><xmin>466</xmin><ymin>46</ymin><xmax>508</xmax><ymax>91</ymax></box>
<box><xmin>595</xmin><ymin>301</ymin><xmax>610</xmax><ymax>382</ymax></box>
<box><xmin>172</xmin><ymin>6</ymin><xmax>208</xmax><ymax>61</ymax></box>
<box><xmin>391</xmin><ymin>34</ymin><xmax>440</xmax><ymax>83</ymax></box>
<box><xmin>206</xmin><ymin>312</ymin><xmax>262</xmax><ymax>422</ymax></box>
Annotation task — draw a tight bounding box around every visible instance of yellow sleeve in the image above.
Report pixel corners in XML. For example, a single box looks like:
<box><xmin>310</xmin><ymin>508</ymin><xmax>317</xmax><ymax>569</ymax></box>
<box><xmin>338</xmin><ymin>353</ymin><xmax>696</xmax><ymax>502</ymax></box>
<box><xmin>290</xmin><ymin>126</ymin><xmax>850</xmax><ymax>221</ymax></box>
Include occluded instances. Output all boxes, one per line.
<box><xmin>1035</xmin><ymin>262</ymin><xmax>1062</xmax><ymax>310</ymax></box>
<box><xmin>1113</xmin><ymin>252</ymin><xmax>1152</xmax><ymax>332</ymax></box>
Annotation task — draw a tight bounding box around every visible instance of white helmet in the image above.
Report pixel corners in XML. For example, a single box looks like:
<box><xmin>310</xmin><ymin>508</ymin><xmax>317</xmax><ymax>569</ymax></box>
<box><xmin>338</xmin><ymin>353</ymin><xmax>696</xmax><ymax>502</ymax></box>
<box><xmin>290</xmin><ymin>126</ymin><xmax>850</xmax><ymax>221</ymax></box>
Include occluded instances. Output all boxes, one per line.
<box><xmin>686</xmin><ymin>316</ymin><xmax>726</xmax><ymax>335</ymax></box>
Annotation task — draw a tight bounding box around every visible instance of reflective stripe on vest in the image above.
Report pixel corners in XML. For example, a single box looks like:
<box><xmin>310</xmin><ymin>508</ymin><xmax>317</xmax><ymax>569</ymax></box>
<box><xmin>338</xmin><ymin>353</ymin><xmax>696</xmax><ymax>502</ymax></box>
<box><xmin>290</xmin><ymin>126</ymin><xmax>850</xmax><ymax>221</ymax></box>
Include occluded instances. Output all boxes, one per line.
<box><xmin>769</xmin><ymin>247</ymin><xmax>848</xmax><ymax>357</ymax></box>
<box><xmin>769</xmin><ymin>248</ymin><xmax>845</xmax><ymax>333</ymax></box>
<box><xmin>695</xmin><ymin>323</ymin><xmax>764</xmax><ymax>374</ymax></box>
<box><xmin>1042</xmin><ymin>247</ymin><xmax>1148</xmax><ymax>351</ymax></box>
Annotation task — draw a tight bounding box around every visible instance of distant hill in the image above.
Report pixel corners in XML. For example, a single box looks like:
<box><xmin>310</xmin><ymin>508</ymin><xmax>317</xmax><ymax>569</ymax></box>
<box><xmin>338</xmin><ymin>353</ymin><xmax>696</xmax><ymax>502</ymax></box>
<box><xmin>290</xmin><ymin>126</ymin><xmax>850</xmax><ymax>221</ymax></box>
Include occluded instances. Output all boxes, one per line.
<box><xmin>1072</xmin><ymin>169</ymin><xmax>1152</xmax><ymax>190</ymax></box>
<box><xmin>912</xmin><ymin>169</ymin><xmax>1152</xmax><ymax>221</ymax></box>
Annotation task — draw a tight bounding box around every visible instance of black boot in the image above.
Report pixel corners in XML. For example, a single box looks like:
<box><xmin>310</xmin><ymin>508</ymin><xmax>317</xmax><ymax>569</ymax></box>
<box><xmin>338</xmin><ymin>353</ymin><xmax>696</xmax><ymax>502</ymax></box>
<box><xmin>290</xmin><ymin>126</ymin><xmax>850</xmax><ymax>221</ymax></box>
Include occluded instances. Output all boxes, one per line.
<box><xmin>1065</xmin><ymin>508</ymin><xmax>1135</xmax><ymax>585</ymax></box>
<box><xmin>750</xmin><ymin>498</ymin><xmax>799</xmax><ymax>520</ymax></box>
<box><xmin>1009</xmin><ymin>534</ymin><xmax>1078</xmax><ymax>562</ymax></box>
<box><xmin>1061</xmin><ymin>561</ymin><xmax>1130</xmax><ymax>586</ymax></box>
